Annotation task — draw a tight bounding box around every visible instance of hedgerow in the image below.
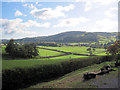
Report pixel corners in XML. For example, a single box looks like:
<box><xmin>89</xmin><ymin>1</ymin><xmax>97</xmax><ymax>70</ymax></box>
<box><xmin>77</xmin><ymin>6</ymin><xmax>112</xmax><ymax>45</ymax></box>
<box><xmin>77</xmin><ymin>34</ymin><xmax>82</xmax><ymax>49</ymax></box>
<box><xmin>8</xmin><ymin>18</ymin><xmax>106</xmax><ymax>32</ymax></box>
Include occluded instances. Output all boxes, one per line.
<box><xmin>2</xmin><ymin>56</ymin><xmax>115</xmax><ymax>89</ymax></box>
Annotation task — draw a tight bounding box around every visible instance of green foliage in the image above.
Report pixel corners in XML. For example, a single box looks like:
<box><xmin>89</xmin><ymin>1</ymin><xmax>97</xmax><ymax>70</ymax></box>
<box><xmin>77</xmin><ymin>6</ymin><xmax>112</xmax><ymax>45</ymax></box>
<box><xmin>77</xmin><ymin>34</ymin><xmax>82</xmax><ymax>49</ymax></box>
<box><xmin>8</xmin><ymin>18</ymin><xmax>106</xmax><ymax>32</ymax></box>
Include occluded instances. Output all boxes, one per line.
<box><xmin>86</xmin><ymin>48</ymin><xmax>96</xmax><ymax>55</ymax></box>
<box><xmin>5</xmin><ymin>39</ymin><xmax>39</xmax><ymax>58</ymax></box>
<box><xmin>107</xmin><ymin>40</ymin><xmax>120</xmax><ymax>55</ymax></box>
<box><xmin>5</xmin><ymin>39</ymin><xmax>18</xmax><ymax>57</ymax></box>
<box><xmin>2</xmin><ymin>56</ymin><xmax>114</xmax><ymax>89</ymax></box>
<box><xmin>37</xmin><ymin>42</ymin><xmax>58</xmax><ymax>47</ymax></box>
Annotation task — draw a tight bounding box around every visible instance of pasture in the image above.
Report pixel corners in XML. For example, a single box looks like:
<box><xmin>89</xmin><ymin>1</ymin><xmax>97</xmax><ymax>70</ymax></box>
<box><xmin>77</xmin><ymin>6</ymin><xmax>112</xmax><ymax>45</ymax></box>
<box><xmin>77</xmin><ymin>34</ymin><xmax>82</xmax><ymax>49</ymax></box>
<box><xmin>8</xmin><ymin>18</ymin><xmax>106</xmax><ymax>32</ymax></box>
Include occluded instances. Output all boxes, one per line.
<box><xmin>38</xmin><ymin>48</ymin><xmax>63</xmax><ymax>57</ymax></box>
<box><xmin>2</xmin><ymin>44</ymin><xmax>117</xmax><ymax>89</ymax></box>
<box><xmin>2</xmin><ymin>45</ymin><xmax>107</xmax><ymax>70</ymax></box>
<box><xmin>2</xmin><ymin>58</ymin><xmax>68</xmax><ymax>70</ymax></box>
<box><xmin>39</xmin><ymin>46</ymin><xmax>107</xmax><ymax>55</ymax></box>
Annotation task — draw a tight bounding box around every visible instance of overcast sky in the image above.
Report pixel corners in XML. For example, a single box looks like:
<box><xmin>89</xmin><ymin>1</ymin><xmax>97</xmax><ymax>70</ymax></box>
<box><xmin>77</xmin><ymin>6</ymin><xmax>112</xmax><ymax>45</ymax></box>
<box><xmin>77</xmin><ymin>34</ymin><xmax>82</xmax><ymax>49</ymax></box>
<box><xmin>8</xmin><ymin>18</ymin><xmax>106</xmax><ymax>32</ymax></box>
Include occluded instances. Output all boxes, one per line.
<box><xmin>0</xmin><ymin>0</ymin><xmax>119</xmax><ymax>39</ymax></box>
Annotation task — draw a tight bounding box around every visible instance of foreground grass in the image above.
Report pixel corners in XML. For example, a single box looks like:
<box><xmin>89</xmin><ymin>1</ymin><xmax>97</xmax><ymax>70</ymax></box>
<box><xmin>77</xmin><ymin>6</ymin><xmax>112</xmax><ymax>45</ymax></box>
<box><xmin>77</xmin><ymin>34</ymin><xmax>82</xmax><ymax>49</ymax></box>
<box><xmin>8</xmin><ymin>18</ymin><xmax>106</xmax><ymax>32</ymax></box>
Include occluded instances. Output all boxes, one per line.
<box><xmin>2</xmin><ymin>55</ymin><xmax>90</xmax><ymax>70</ymax></box>
<box><xmin>29</xmin><ymin>60</ymin><xmax>117</xmax><ymax>88</ymax></box>
<box><xmin>2</xmin><ymin>58</ymin><xmax>68</xmax><ymax>70</ymax></box>
<box><xmin>2</xmin><ymin>54</ymin><xmax>89</xmax><ymax>70</ymax></box>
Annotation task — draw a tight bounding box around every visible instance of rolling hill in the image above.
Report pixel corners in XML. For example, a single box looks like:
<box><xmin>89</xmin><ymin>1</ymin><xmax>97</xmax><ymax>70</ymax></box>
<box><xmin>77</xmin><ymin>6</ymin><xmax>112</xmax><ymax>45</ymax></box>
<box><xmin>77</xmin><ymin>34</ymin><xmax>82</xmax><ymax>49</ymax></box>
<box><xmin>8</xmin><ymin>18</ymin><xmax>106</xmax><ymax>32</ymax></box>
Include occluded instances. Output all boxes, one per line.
<box><xmin>2</xmin><ymin>31</ymin><xmax>118</xmax><ymax>43</ymax></box>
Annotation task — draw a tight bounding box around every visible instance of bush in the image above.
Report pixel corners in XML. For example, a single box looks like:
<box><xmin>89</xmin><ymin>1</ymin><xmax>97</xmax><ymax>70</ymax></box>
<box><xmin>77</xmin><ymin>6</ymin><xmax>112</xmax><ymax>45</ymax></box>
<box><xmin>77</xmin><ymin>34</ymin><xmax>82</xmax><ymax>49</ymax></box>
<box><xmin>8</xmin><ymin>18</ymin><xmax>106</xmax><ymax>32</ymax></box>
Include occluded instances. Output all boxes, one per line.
<box><xmin>2</xmin><ymin>56</ymin><xmax>114</xmax><ymax>89</ymax></box>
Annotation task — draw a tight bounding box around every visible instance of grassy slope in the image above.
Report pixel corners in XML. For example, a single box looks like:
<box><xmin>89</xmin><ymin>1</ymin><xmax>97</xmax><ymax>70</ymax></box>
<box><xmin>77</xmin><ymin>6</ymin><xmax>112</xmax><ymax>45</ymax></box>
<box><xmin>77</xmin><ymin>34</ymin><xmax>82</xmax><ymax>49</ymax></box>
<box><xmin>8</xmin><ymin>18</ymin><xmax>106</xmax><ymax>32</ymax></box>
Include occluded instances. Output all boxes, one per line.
<box><xmin>29</xmin><ymin>60</ymin><xmax>118</xmax><ymax>88</ymax></box>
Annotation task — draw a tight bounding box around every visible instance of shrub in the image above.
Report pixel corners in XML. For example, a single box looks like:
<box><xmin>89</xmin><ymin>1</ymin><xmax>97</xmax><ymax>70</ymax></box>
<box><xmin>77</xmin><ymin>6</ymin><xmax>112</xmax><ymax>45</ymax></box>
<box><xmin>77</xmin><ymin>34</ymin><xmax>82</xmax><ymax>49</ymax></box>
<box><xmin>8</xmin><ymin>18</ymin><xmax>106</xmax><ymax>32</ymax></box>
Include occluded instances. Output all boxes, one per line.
<box><xmin>2</xmin><ymin>56</ymin><xmax>114</xmax><ymax>89</ymax></box>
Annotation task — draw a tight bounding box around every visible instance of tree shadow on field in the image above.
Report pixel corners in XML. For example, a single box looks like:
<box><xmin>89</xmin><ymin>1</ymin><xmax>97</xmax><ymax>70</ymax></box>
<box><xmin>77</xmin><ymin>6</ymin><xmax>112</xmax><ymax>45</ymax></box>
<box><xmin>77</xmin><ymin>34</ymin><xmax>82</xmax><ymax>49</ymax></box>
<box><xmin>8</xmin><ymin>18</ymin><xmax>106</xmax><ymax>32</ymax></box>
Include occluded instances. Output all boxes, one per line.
<box><xmin>2</xmin><ymin>54</ymin><xmax>24</xmax><ymax>60</ymax></box>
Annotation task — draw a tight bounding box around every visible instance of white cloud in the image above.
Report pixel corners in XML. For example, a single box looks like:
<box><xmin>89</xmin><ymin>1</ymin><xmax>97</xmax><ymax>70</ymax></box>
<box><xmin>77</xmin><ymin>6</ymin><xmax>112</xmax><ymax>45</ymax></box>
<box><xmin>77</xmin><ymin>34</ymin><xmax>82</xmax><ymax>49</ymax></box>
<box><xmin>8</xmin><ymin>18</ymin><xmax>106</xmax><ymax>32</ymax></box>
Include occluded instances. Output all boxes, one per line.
<box><xmin>53</xmin><ymin>17</ymin><xmax>89</xmax><ymax>28</ymax></box>
<box><xmin>23</xmin><ymin>3</ymin><xmax>28</xmax><ymax>7</ymax></box>
<box><xmin>15</xmin><ymin>10</ymin><xmax>27</xmax><ymax>17</ymax></box>
<box><xmin>29</xmin><ymin>4</ymin><xmax>36</xmax><ymax>9</ymax></box>
<box><xmin>93</xmin><ymin>0</ymin><xmax>118</xmax><ymax>5</ymax></box>
<box><xmin>15</xmin><ymin>10</ymin><xmax>23</xmax><ymax>16</ymax></box>
<box><xmin>75</xmin><ymin>0</ymin><xmax>93</xmax><ymax>12</ymax></box>
<box><xmin>36</xmin><ymin>2</ymin><xmax>38</xmax><ymax>5</ymax></box>
<box><xmin>84</xmin><ymin>18</ymin><xmax>117</xmax><ymax>32</ymax></box>
<box><xmin>23</xmin><ymin>20</ymin><xmax>51</xmax><ymax>28</ymax></box>
<box><xmin>94</xmin><ymin>19</ymin><xmax>117</xmax><ymax>32</ymax></box>
<box><xmin>84</xmin><ymin>1</ymin><xmax>92</xmax><ymax>12</ymax></box>
<box><xmin>104</xmin><ymin>7</ymin><xmax>118</xmax><ymax>18</ymax></box>
<box><xmin>23</xmin><ymin>3</ymin><xmax>36</xmax><ymax>9</ymax></box>
<box><xmin>0</xmin><ymin>18</ymin><xmax>51</xmax><ymax>35</ymax></box>
<box><xmin>110</xmin><ymin>7</ymin><xmax>118</xmax><ymax>11</ymax></box>
<box><xmin>76</xmin><ymin>0</ymin><xmax>118</xmax><ymax>5</ymax></box>
<box><xmin>30</xmin><ymin>4</ymin><xmax>75</xmax><ymax>20</ymax></box>
<box><xmin>96</xmin><ymin>19</ymin><xmax>117</xmax><ymax>27</ymax></box>
<box><xmin>76</xmin><ymin>0</ymin><xmax>118</xmax><ymax>12</ymax></box>
<box><xmin>104</xmin><ymin>11</ymin><xmax>116</xmax><ymax>18</ymax></box>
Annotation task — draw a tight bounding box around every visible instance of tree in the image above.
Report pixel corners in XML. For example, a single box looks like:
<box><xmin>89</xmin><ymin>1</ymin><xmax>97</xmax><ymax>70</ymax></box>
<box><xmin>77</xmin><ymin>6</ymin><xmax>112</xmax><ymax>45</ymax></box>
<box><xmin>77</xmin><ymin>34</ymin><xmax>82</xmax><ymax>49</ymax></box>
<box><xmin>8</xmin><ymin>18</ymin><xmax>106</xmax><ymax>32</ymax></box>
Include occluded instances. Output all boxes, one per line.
<box><xmin>107</xmin><ymin>40</ymin><xmax>120</xmax><ymax>55</ymax></box>
<box><xmin>5</xmin><ymin>39</ymin><xmax>39</xmax><ymax>58</ymax></box>
<box><xmin>5</xmin><ymin>39</ymin><xmax>18</xmax><ymax>57</ymax></box>
<box><xmin>93</xmin><ymin>48</ymin><xmax>95</xmax><ymax>52</ymax></box>
<box><xmin>107</xmin><ymin>44</ymin><xmax>118</xmax><ymax>55</ymax></box>
<box><xmin>107</xmin><ymin>40</ymin><xmax>120</xmax><ymax>63</ymax></box>
<box><xmin>22</xmin><ymin>43</ymin><xmax>39</xmax><ymax>58</ymax></box>
<box><xmin>87</xmin><ymin>48</ymin><xmax>93</xmax><ymax>55</ymax></box>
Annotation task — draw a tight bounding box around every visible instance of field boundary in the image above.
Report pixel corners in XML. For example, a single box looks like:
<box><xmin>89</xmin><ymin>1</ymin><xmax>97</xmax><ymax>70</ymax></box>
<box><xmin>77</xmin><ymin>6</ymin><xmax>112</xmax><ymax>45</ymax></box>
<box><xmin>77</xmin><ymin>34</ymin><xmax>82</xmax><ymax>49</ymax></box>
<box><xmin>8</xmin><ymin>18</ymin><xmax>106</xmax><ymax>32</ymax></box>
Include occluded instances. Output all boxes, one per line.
<box><xmin>2</xmin><ymin>56</ymin><xmax>115</xmax><ymax>89</ymax></box>
<box><xmin>38</xmin><ymin>47</ymin><xmax>97</xmax><ymax>57</ymax></box>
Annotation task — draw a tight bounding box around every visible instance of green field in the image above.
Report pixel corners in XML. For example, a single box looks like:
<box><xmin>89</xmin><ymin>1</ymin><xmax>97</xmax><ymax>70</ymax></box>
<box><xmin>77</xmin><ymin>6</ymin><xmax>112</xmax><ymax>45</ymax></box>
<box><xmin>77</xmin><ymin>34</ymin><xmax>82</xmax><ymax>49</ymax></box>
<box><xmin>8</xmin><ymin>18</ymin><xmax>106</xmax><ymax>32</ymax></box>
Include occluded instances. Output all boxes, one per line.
<box><xmin>39</xmin><ymin>46</ymin><xmax>107</xmax><ymax>55</ymax></box>
<box><xmin>2</xmin><ymin>44</ymin><xmax>118</xmax><ymax>89</ymax></box>
<box><xmin>2</xmin><ymin>45</ymin><xmax>107</xmax><ymax>70</ymax></box>
<box><xmin>50</xmin><ymin>55</ymin><xmax>88</xmax><ymax>60</ymax></box>
<box><xmin>2</xmin><ymin>58</ymin><xmax>67</xmax><ymax>70</ymax></box>
<box><xmin>38</xmin><ymin>48</ymin><xmax>63</xmax><ymax>57</ymax></box>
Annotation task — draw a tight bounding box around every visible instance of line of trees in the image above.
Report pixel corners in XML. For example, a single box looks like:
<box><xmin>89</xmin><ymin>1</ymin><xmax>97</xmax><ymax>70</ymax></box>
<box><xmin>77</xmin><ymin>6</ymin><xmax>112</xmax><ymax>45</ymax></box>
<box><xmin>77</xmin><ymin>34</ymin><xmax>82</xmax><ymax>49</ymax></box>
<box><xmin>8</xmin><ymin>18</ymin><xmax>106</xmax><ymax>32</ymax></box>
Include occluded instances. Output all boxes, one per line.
<box><xmin>37</xmin><ymin>42</ymin><xmax>58</xmax><ymax>47</ymax></box>
<box><xmin>5</xmin><ymin>39</ymin><xmax>39</xmax><ymax>58</ymax></box>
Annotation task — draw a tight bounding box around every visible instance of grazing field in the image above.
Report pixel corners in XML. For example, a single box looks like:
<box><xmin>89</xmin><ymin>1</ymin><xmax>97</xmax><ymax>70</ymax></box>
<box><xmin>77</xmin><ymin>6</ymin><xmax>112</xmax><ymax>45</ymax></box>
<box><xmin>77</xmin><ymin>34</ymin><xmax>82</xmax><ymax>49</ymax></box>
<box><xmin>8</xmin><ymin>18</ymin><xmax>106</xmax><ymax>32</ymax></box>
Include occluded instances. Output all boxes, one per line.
<box><xmin>2</xmin><ymin>44</ymin><xmax>116</xmax><ymax>89</ymax></box>
<box><xmin>2</xmin><ymin>55</ymin><xmax>90</xmax><ymax>70</ymax></box>
<box><xmin>39</xmin><ymin>46</ymin><xmax>107</xmax><ymax>55</ymax></box>
<box><xmin>2</xmin><ymin>58</ymin><xmax>63</xmax><ymax>70</ymax></box>
<box><xmin>50</xmin><ymin>55</ymin><xmax>88</xmax><ymax>60</ymax></box>
<box><xmin>38</xmin><ymin>48</ymin><xmax>63</xmax><ymax>57</ymax></box>
<box><xmin>2</xmin><ymin>45</ymin><xmax>107</xmax><ymax>70</ymax></box>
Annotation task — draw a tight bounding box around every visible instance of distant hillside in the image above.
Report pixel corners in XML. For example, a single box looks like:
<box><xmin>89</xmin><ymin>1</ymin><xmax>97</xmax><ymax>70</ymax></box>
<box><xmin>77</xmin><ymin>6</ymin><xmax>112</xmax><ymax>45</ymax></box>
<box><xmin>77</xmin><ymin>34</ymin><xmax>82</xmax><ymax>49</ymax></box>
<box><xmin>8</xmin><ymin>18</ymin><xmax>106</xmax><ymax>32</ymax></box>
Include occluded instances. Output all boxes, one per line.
<box><xmin>2</xmin><ymin>31</ymin><xmax>117</xmax><ymax>43</ymax></box>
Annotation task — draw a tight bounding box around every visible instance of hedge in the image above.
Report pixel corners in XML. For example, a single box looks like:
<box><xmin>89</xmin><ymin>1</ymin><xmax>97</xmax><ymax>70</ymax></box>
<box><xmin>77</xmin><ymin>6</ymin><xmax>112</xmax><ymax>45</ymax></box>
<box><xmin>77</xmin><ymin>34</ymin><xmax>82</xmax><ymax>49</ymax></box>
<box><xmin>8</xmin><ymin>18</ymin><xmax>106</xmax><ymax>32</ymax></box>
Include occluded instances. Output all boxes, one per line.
<box><xmin>2</xmin><ymin>56</ymin><xmax>115</xmax><ymax>89</ymax></box>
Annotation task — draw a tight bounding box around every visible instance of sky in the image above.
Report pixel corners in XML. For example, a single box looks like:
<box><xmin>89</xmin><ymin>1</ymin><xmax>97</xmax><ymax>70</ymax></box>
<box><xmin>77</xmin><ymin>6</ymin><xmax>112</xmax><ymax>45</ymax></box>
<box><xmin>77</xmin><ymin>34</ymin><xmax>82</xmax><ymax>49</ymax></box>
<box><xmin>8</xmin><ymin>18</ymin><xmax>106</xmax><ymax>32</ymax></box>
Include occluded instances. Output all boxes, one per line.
<box><xmin>0</xmin><ymin>0</ymin><xmax>119</xmax><ymax>39</ymax></box>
